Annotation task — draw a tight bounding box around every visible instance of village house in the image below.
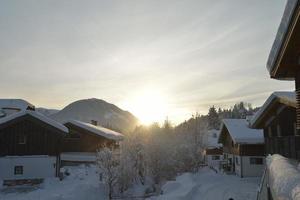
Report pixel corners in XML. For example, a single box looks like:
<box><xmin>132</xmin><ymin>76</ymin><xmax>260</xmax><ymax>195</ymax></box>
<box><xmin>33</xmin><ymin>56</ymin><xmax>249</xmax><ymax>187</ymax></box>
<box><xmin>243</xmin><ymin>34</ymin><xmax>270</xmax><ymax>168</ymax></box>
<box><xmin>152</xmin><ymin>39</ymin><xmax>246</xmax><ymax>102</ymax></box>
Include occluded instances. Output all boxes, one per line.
<box><xmin>202</xmin><ymin>129</ymin><xmax>223</xmax><ymax>169</ymax></box>
<box><xmin>250</xmin><ymin>91</ymin><xmax>297</xmax><ymax>159</ymax></box>
<box><xmin>61</xmin><ymin>120</ymin><xmax>124</xmax><ymax>164</ymax></box>
<box><xmin>0</xmin><ymin>110</ymin><xmax>68</xmax><ymax>185</ymax></box>
<box><xmin>256</xmin><ymin>0</ymin><xmax>300</xmax><ymax>199</ymax></box>
<box><xmin>218</xmin><ymin>119</ymin><xmax>265</xmax><ymax>177</ymax></box>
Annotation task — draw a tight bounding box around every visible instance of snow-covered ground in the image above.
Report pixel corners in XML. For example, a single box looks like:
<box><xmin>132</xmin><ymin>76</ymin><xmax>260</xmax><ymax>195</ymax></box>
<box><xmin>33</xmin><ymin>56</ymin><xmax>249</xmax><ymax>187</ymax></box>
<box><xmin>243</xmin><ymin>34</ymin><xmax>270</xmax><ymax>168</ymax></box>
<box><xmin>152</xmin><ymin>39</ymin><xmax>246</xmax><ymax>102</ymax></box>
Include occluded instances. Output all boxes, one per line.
<box><xmin>0</xmin><ymin>166</ymin><xmax>260</xmax><ymax>200</ymax></box>
<box><xmin>0</xmin><ymin>165</ymin><xmax>106</xmax><ymax>200</ymax></box>
<box><xmin>149</xmin><ymin>167</ymin><xmax>260</xmax><ymax>200</ymax></box>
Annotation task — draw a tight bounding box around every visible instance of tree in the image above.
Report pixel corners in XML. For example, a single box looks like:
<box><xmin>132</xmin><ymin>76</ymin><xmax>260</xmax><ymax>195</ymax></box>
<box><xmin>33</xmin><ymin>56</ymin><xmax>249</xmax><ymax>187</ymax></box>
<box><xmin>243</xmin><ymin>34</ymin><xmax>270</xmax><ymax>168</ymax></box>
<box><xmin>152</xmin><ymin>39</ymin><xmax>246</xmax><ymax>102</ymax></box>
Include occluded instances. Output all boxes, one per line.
<box><xmin>207</xmin><ymin>106</ymin><xmax>220</xmax><ymax>130</ymax></box>
<box><xmin>96</xmin><ymin>147</ymin><xmax>120</xmax><ymax>200</ymax></box>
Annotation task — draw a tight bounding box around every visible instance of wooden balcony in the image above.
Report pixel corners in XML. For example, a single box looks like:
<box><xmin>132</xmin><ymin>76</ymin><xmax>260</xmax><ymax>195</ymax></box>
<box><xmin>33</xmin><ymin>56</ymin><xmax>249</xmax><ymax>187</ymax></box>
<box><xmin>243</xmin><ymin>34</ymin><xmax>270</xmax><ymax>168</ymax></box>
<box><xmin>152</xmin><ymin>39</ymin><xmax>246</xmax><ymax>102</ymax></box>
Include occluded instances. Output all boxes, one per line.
<box><xmin>265</xmin><ymin>136</ymin><xmax>300</xmax><ymax>160</ymax></box>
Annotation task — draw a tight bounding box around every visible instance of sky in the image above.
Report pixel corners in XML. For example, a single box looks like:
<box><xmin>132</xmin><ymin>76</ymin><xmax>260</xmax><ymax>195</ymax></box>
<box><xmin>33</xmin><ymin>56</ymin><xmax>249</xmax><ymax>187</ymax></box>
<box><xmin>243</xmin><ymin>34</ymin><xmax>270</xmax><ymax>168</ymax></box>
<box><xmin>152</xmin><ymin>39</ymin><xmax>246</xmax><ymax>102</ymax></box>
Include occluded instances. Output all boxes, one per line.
<box><xmin>0</xmin><ymin>0</ymin><xmax>294</xmax><ymax>124</ymax></box>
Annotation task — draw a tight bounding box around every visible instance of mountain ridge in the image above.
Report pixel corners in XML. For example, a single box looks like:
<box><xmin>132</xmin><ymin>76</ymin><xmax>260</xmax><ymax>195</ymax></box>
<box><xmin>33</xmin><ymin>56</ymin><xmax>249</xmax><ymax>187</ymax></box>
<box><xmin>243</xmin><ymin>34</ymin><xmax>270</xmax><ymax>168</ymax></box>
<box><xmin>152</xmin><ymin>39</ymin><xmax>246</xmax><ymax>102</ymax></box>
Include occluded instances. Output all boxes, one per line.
<box><xmin>49</xmin><ymin>98</ymin><xmax>139</xmax><ymax>133</ymax></box>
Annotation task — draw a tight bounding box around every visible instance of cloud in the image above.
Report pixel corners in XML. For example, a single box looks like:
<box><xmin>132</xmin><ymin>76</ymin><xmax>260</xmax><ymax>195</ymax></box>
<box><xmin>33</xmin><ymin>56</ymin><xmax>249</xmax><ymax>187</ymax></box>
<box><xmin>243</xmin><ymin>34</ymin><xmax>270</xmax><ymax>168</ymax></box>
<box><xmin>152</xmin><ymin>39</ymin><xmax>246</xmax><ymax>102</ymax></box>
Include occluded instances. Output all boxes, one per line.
<box><xmin>0</xmin><ymin>0</ymin><xmax>291</xmax><ymax>124</ymax></box>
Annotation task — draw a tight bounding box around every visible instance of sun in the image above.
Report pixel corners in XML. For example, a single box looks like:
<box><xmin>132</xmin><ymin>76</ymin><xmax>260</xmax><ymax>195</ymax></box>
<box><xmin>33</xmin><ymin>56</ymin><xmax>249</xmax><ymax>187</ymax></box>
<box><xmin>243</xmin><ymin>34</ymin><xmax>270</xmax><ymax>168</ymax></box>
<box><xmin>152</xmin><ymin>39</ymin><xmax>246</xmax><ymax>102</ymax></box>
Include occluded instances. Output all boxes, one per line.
<box><xmin>121</xmin><ymin>89</ymin><xmax>169</xmax><ymax>125</ymax></box>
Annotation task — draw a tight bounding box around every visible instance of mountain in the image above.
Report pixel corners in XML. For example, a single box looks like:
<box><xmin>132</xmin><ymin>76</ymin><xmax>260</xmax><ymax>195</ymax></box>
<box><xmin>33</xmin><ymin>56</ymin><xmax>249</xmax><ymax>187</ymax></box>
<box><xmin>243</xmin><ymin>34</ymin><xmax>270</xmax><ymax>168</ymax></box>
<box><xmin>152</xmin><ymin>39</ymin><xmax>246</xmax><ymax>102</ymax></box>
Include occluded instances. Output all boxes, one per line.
<box><xmin>36</xmin><ymin>108</ymin><xmax>60</xmax><ymax>116</ymax></box>
<box><xmin>50</xmin><ymin>98</ymin><xmax>139</xmax><ymax>133</ymax></box>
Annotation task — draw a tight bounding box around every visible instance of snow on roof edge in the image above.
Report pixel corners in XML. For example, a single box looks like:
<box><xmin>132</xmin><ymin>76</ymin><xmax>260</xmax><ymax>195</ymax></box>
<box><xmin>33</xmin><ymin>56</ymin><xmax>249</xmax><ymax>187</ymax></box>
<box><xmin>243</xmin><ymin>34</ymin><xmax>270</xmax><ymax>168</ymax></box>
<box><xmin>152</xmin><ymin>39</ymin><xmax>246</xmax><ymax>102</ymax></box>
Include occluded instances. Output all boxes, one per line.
<box><xmin>0</xmin><ymin>110</ymin><xmax>68</xmax><ymax>133</ymax></box>
<box><xmin>0</xmin><ymin>99</ymin><xmax>35</xmax><ymax>110</ymax></box>
<box><xmin>65</xmin><ymin>120</ymin><xmax>124</xmax><ymax>141</ymax></box>
<box><xmin>220</xmin><ymin>119</ymin><xmax>264</xmax><ymax>144</ymax></box>
<box><xmin>250</xmin><ymin>91</ymin><xmax>295</xmax><ymax>128</ymax></box>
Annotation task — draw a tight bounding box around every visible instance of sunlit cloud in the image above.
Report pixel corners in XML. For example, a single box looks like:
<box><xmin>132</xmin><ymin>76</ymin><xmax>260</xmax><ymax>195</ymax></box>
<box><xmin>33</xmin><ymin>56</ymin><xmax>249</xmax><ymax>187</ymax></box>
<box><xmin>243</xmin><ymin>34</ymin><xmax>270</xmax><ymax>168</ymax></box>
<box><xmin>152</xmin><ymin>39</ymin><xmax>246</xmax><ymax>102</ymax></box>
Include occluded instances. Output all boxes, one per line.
<box><xmin>0</xmin><ymin>0</ymin><xmax>293</xmax><ymax>124</ymax></box>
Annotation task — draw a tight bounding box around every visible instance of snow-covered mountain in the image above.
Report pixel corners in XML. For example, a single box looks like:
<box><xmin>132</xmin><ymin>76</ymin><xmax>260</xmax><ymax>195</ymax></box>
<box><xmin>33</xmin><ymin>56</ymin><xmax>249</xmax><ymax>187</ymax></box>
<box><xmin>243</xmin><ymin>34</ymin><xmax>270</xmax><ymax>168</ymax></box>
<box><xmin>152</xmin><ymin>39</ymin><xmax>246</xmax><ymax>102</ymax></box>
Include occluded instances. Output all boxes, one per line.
<box><xmin>50</xmin><ymin>98</ymin><xmax>139</xmax><ymax>133</ymax></box>
<box><xmin>36</xmin><ymin>108</ymin><xmax>60</xmax><ymax>116</ymax></box>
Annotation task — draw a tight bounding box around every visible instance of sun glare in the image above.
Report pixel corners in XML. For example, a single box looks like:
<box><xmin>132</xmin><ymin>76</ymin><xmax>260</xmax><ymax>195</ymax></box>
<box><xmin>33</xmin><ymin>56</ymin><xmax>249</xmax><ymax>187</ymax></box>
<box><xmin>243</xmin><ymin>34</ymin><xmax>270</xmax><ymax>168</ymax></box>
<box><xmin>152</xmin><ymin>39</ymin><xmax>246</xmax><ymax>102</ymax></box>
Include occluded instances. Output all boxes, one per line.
<box><xmin>121</xmin><ymin>89</ymin><xmax>169</xmax><ymax>125</ymax></box>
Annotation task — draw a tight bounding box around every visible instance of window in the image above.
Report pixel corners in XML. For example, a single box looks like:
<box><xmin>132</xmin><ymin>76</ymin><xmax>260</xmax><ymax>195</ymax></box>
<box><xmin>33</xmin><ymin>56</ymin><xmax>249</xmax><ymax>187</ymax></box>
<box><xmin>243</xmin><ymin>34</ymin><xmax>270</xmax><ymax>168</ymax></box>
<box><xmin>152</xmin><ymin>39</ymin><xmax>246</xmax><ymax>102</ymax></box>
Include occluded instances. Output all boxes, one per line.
<box><xmin>212</xmin><ymin>155</ymin><xmax>220</xmax><ymax>160</ymax></box>
<box><xmin>14</xmin><ymin>166</ymin><xmax>23</xmax><ymax>175</ymax></box>
<box><xmin>18</xmin><ymin>134</ymin><xmax>26</xmax><ymax>144</ymax></box>
<box><xmin>250</xmin><ymin>157</ymin><xmax>263</xmax><ymax>165</ymax></box>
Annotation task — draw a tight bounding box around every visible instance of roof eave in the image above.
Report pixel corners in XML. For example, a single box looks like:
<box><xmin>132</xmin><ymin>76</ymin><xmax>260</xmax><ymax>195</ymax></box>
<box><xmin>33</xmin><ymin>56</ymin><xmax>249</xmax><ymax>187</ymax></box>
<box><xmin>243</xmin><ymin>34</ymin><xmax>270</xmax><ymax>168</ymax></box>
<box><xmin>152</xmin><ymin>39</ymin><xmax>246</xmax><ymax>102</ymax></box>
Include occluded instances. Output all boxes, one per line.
<box><xmin>267</xmin><ymin>0</ymin><xmax>300</xmax><ymax>79</ymax></box>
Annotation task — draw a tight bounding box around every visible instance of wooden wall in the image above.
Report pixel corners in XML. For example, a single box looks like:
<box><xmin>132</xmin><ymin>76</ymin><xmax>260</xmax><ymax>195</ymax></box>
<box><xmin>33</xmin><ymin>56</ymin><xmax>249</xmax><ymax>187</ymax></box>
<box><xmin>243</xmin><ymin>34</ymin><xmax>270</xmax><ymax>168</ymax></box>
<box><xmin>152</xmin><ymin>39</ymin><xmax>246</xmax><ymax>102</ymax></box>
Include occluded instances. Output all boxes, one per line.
<box><xmin>0</xmin><ymin>115</ymin><xmax>64</xmax><ymax>156</ymax></box>
<box><xmin>262</xmin><ymin>105</ymin><xmax>300</xmax><ymax>159</ymax></box>
<box><xmin>63</xmin><ymin>123</ymin><xmax>117</xmax><ymax>152</ymax></box>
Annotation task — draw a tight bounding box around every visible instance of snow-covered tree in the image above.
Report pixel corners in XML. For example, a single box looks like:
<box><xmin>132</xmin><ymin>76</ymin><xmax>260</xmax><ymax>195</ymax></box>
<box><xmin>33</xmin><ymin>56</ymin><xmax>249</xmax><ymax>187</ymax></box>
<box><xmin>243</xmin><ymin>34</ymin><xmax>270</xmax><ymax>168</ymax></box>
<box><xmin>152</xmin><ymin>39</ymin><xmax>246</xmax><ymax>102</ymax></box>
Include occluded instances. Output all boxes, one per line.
<box><xmin>96</xmin><ymin>147</ymin><xmax>120</xmax><ymax>200</ymax></box>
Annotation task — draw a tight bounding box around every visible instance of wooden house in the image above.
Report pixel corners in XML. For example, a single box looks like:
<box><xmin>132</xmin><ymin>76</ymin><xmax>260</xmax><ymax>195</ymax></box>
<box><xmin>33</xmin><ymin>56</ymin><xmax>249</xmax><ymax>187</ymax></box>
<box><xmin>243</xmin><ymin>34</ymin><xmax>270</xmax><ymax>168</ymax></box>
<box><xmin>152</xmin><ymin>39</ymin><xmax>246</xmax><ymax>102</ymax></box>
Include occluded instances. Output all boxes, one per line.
<box><xmin>250</xmin><ymin>91</ymin><xmax>298</xmax><ymax>159</ymax></box>
<box><xmin>202</xmin><ymin>129</ymin><xmax>223</xmax><ymax>168</ymax></box>
<box><xmin>218</xmin><ymin>119</ymin><xmax>265</xmax><ymax>177</ymax></box>
<box><xmin>0</xmin><ymin>110</ymin><xmax>68</xmax><ymax>184</ymax></box>
<box><xmin>266</xmin><ymin>0</ymin><xmax>300</xmax><ymax>132</ymax></box>
<box><xmin>61</xmin><ymin>120</ymin><xmax>124</xmax><ymax>163</ymax></box>
<box><xmin>256</xmin><ymin>2</ymin><xmax>300</xmax><ymax>198</ymax></box>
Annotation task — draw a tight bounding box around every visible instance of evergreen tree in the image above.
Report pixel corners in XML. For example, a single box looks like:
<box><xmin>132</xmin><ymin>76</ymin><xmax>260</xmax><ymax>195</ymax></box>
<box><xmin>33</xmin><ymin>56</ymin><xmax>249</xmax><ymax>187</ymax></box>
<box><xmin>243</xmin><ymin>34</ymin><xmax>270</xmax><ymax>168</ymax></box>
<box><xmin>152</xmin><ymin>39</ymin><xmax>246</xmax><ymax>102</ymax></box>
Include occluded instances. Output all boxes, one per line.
<box><xmin>207</xmin><ymin>106</ymin><xmax>220</xmax><ymax>130</ymax></box>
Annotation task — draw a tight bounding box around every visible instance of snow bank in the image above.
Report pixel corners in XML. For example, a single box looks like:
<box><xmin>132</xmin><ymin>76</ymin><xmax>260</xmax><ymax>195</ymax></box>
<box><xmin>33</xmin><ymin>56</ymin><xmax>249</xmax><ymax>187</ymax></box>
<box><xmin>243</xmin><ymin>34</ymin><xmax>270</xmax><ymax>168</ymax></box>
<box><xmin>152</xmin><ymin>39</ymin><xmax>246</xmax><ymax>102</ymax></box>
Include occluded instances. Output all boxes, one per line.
<box><xmin>267</xmin><ymin>154</ymin><xmax>300</xmax><ymax>200</ymax></box>
<box><xmin>150</xmin><ymin>167</ymin><xmax>260</xmax><ymax>200</ymax></box>
<box><xmin>0</xmin><ymin>165</ymin><xmax>105</xmax><ymax>200</ymax></box>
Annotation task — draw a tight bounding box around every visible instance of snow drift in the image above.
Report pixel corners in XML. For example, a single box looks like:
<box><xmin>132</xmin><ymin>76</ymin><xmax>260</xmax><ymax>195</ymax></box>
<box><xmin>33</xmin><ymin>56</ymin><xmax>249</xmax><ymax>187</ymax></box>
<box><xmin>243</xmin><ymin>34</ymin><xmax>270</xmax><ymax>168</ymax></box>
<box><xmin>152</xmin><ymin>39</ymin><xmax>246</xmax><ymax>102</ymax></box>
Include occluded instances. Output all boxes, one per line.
<box><xmin>267</xmin><ymin>154</ymin><xmax>300</xmax><ymax>200</ymax></box>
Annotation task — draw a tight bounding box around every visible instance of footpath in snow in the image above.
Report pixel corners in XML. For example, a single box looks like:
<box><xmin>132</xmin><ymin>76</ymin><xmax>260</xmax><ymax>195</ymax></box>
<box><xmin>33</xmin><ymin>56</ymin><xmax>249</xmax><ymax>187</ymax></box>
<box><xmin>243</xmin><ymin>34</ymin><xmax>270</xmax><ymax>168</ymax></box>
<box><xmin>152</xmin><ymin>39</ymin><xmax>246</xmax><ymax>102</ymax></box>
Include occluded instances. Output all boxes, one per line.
<box><xmin>148</xmin><ymin>167</ymin><xmax>260</xmax><ymax>200</ymax></box>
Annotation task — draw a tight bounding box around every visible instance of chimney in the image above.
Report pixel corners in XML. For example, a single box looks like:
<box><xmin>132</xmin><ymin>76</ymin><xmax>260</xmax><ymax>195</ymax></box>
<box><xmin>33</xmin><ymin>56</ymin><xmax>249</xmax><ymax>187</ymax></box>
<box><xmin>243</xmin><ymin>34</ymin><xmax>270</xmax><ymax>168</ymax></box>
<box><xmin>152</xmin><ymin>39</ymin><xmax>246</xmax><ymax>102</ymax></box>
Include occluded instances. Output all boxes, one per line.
<box><xmin>91</xmin><ymin>120</ymin><xmax>98</xmax><ymax>126</ymax></box>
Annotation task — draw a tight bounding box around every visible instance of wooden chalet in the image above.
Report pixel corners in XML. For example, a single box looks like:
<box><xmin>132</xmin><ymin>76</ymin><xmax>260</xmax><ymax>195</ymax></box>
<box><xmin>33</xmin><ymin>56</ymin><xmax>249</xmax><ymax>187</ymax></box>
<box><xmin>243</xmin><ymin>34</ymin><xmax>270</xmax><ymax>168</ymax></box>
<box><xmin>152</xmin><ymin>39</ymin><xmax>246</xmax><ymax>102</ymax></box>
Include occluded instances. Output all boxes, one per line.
<box><xmin>267</xmin><ymin>0</ymin><xmax>300</xmax><ymax>132</ymax></box>
<box><xmin>61</xmin><ymin>120</ymin><xmax>124</xmax><ymax>163</ymax></box>
<box><xmin>251</xmin><ymin>92</ymin><xmax>298</xmax><ymax>159</ymax></box>
<box><xmin>256</xmin><ymin>1</ymin><xmax>300</xmax><ymax>199</ymax></box>
<box><xmin>0</xmin><ymin>110</ymin><xmax>68</xmax><ymax>183</ymax></box>
<box><xmin>218</xmin><ymin>119</ymin><xmax>265</xmax><ymax>177</ymax></box>
<box><xmin>202</xmin><ymin>129</ymin><xmax>223</xmax><ymax>168</ymax></box>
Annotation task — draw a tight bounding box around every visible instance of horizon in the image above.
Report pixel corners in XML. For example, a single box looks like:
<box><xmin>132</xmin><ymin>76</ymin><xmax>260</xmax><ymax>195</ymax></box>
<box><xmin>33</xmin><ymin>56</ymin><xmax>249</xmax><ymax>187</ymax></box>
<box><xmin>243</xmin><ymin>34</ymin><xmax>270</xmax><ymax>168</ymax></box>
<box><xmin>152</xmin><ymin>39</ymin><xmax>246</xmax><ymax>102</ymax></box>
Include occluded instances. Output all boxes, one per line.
<box><xmin>0</xmin><ymin>0</ymin><xmax>294</xmax><ymax>125</ymax></box>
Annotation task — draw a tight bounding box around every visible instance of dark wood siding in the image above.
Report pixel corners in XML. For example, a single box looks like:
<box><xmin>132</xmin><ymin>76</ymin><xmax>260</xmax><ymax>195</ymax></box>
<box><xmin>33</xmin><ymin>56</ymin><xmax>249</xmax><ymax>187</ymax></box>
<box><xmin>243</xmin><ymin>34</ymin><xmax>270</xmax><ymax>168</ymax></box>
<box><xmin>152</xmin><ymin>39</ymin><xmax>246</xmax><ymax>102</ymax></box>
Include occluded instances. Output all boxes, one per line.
<box><xmin>220</xmin><ymin>128</ymin><xmax>240</xmax><ymax>155</ymax></box>
<box><xmin>205</xmin><ymin>148</ymin><xmax>223</xmax><ymax>155</ymax></box>
<box><xmin>263</xmin><ymin>105</ymin><xmax>300</xmax><ymax>159</ymax></box>
<box><xmin>63</xmin><ymin>123</ymin><xmax>117</xmax><ymax>152</ymax></box>
<box><xmin>239</xmin><ymin>144</ymin><xmax>265</xmax><ymax>156</ymax></box>
<box><xmin>0</xmin><ymin>115</ymin><xmax>64</xmax><ymax>156</ymax></box>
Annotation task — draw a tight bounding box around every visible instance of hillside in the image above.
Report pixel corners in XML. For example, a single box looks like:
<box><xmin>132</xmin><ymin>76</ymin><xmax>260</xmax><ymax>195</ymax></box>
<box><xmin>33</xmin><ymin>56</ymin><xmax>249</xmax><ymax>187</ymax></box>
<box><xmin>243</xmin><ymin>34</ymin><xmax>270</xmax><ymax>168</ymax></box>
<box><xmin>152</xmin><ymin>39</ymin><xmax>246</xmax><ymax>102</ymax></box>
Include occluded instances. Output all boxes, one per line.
<box><xmin>36</xmin><ymin>108</ymin><xmax>60</xmax><ymax>116</ymax></box>
<box><xmin>50</xmin><ymin>98</ymin><xmax>139</xmax><ymax>133</ymax></box>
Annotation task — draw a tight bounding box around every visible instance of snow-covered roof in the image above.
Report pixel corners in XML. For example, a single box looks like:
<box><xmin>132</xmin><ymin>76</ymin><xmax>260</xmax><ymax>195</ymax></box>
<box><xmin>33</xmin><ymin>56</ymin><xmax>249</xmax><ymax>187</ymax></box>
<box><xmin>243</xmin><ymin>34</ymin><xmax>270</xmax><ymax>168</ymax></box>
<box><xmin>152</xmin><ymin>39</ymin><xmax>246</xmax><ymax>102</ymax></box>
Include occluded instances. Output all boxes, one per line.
<box><xmin>267</xmin><ymin>154</ymin><xmax>300</xmax><ymax>199</ymax></box>
<box><xmin>203</xmin><ymin>129</ymin><xmax>222</xmax><ymax>149</ymax></box>
<box><xmin>0</xmin><ymin>110</ymin><xmax>68</xmax><ymax>133</ymax></box>
<box><xmin>251</xmin><ymin>91</ymin><xmax>295</xmax><ymax>128</ymax></box>
<box><xmin>65</xmin><ymin>120</ymin><xmax>124</xmax><ymax>141</ymax></box>
<box><xmin>0</xmin><ymin>99</ymin><xmax>34</xmax><ymax>110</ymax></box>
<box><xmin>267</xmin><ymin>0</ymin><xmax>299</xmax><ymax>77</ymax></box>
<box><xmin>219</xmin><ymin>119</ymin><xmax>264</xmax><ymax>144</ymax></box>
